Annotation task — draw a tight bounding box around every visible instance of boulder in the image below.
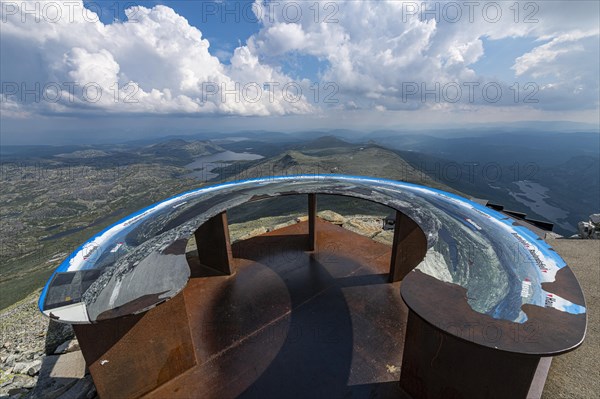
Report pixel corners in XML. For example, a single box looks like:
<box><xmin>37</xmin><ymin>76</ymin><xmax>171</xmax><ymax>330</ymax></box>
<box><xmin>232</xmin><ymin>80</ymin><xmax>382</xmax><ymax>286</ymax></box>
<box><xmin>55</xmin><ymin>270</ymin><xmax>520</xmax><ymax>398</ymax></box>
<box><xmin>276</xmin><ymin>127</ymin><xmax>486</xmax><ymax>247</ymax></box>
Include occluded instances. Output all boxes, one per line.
<box><xmin>545</xmin><ymin>232</ymin><xmax>563</xmax><ymax>239</ymax></box>
<box><xmin>237</xmin><ymin>227</ymin><xmax>268</xmax><ymax>241</ymax></box>
<box><xmin>373</xmin><ymin>230</ymin><xmax>394</xmax><ymax>246</ymax></box>
<box><xmin>4</xmin><ymin>353</ymin><xmax>17</xmax><ymax>367</ymax></box>
<box><xmin>578</xmin><ymin>221</ymin><xmax>599</xmax><ymax>239</ymax></box>
<box><xmin>342</xmin><ymin>218</ymin><xmax>382</xmax><ymax>238</ymax></box>
<box><xmin>577</xmin><ymin>214</ymin><xmax>600</xmax><ymax>239</ymax></box>
<box><xmin>272</xmin><ymin>220</ymin><xmax>296</xmax><ymax>231</ymax></box>
<box><xmin>0</xmin><ymin>373</ymin><xmax>14</xmax><ymax>388</ymax></box>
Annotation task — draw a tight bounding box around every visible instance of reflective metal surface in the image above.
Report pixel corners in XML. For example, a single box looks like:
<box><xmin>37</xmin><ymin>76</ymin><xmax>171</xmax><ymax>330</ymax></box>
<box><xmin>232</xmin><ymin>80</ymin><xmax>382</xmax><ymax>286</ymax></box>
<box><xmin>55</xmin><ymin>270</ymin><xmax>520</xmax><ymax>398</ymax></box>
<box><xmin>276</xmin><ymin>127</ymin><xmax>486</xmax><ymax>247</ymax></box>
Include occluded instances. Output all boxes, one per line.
<box><xmin>39</xmin><ymin>175</ymin><xmax>585</xmax><ymax>337</ymax></box>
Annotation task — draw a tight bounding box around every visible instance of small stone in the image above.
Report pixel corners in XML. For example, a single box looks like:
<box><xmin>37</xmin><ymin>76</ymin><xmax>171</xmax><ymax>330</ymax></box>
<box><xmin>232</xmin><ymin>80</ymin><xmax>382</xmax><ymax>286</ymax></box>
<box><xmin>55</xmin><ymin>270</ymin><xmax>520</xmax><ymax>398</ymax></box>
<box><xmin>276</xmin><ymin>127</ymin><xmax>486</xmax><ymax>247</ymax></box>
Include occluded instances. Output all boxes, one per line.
<box><xmin>237</xmin><ymin>227</ymin><xmax>268</xmax><ymax>241</ymax></box>
<box><xmin>11</xmin><ymin>374</ymin><xmax>36</xmax><ymax>389</ymax></box>
<box><xmin>0</xmin><ymin>375</ymin><xmax>14</xmax><ymax>388</ymax></box>
<box><xmin>11</xmin><ymin>359</ymin><xmax>42</xmax><ymax>376</ymax></box>
<box><xmin>22</xmin><ymin>377</ymin><xmax>37</xmax><ymax>389</ymax></box>
<box><xmin>54</xmin><ymin>340</ymin><xmax>80</xmax><ymax>355</ymax></box>
<box><xmin>26</xmin><ymin>360</ymin><xmax>42</xmax><ymax>376</ymax></box>
<box><xmin>373</xmin><ymin>230</ymin><xmax>394</xmax><ymax>246</ymax></box>
<box><xmin>2</xmin><ymin>343</ymin><xmax>12</xmax><ymax>350</ymax></box>
<box><xmin>5</xmin><ymin>354</ymin><xmax>17</xmax><ymax>367</ymax></box>
<box><xmin>54</xmin><ymin>342</ymin><xmax>69</xmax><ymax>355</ymax></box>
<box><xmin>12</xmin><ymin>362</ymin><xmax>28</xmax><ymax>374</ymax></box>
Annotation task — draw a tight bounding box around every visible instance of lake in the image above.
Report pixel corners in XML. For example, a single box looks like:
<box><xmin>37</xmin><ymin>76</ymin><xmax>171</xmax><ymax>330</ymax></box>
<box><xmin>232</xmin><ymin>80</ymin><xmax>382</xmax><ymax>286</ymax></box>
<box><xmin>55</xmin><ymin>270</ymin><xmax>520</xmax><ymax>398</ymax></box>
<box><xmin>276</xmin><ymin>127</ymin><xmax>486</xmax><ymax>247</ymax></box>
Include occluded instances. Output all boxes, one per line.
<box><xmin>184</xmin><ymin>151</ymin><xmax>263</xmax><ymax>181</ymax></box>
<box><xmin>509</xmin><ymin>180</ymin><xmax>573</xmax><ymax>231</ymax></box>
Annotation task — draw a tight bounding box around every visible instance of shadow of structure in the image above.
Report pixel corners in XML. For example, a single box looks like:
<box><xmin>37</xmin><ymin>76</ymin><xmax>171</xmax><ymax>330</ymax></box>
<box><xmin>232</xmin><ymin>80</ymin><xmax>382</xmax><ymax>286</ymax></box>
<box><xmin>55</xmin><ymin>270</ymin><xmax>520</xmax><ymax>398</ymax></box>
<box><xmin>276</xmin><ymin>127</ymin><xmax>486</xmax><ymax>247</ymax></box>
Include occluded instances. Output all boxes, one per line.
<box><xmin>44</xmin><ymin>320</ymin><xmax>75</xmax><ymax>355</ymax></box>
<box><xmin>26</xmin><ymin>346</ymin><xmax>91</xmax><ymax>398</ymax></box>
<box><xmin>146</xmin><ymin>219</ymin><xmax>410</xmax><ymax>398</ymax></box>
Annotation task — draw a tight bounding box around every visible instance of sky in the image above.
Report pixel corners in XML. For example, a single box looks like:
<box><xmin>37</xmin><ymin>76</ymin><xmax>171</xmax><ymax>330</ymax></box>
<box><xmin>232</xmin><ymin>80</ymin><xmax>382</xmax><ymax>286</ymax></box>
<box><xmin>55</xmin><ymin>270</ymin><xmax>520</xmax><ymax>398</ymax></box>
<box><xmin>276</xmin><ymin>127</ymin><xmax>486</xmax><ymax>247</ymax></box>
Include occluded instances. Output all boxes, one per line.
<box><xmin>1</xmin><ymin>0</ymin><xmax>599</xmax><ymax>144</ymax></box>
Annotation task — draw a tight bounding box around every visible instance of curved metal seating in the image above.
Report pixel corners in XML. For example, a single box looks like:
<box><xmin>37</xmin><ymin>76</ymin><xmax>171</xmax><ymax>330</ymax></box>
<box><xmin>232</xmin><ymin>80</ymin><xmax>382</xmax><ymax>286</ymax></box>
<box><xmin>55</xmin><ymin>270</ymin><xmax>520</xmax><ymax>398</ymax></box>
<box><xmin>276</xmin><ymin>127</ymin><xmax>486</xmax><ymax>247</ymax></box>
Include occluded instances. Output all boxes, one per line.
<box><xmin>38</xmin><ymin>175</ymin><xmax>587</xmax><ymax>398</ymax></box>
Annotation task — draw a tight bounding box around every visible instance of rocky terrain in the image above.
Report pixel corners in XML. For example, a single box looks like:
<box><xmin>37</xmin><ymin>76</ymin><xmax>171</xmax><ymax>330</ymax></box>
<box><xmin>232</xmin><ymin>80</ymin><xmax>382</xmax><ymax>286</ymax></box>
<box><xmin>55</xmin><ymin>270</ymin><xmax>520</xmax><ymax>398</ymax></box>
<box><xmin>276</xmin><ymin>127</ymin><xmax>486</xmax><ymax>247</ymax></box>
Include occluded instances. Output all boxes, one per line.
<box><xmin>228</xmin><ymin>210</ymin><xmax>394</xmax><ymax>245</ymax></box>
<box><xmin>0</xmin><ymin>140</ymin><xmax>220</xmax><ymax>309</ymax></box>
<box><xmin>0</xmin><ymin>293</ymin><xmax>95</xmax><ymax>399</ymax></box>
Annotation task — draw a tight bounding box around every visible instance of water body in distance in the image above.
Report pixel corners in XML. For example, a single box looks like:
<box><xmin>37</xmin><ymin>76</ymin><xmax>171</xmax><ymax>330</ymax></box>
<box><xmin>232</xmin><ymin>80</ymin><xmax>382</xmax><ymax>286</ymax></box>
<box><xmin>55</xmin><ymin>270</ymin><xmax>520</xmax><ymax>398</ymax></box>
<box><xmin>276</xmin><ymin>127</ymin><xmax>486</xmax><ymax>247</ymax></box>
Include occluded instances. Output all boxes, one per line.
<box><xmin>184</xmin><ymin>151</ymin><xmax>263</xmax><ymax>180</ymax></box>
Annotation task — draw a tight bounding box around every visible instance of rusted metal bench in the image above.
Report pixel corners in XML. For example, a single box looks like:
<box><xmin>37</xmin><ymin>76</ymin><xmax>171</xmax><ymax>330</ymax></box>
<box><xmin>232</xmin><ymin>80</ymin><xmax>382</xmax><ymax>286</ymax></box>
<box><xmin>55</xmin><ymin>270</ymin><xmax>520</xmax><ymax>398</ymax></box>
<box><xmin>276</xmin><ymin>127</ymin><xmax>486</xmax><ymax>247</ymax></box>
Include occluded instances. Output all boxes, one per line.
<box><xmin>39</xmin><ymin>175</ymin><xmax>586</xmax><ymax>398</ymax></box>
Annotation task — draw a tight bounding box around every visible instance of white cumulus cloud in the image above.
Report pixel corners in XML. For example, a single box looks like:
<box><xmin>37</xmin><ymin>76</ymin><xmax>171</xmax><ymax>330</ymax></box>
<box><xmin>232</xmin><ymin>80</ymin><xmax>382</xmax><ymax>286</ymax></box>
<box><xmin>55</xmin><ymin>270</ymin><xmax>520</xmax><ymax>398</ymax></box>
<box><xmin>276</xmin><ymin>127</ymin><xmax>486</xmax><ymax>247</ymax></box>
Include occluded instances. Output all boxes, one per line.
<box><xmin>1</xmin><ymin>0</ymin><xmax>598</xmax><ymax>118</ymax></box>
<box><xmin>247</xmin><ymin>0</ymin><xmax>599</xmax><ymax>111</ymax></box>
<box><xmin>0</xmin><ymin>0</ymin><xmax>313</xmax><ymax>116</ymax></box>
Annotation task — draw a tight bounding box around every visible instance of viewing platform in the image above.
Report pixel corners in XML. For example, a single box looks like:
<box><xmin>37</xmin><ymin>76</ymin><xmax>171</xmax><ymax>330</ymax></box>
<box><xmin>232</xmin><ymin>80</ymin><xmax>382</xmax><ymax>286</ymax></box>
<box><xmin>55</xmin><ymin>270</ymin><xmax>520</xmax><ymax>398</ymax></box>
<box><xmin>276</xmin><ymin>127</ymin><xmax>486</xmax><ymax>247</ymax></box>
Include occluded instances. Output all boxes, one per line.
<box><xmin>38</xmin><ymin>176</ymin><xmax>587</xmax><ymax>398</ymax></box>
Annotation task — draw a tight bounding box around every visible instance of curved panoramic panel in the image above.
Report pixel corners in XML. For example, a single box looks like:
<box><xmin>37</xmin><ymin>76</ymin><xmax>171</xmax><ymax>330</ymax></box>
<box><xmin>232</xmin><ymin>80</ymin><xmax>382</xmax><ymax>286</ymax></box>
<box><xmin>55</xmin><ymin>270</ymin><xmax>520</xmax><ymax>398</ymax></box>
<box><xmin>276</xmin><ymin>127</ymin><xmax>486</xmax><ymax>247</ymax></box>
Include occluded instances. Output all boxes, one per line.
<box><xmin>38</xmin><ymin>175</ymin><xmax>586</xmax><ymax>352</ymax></box>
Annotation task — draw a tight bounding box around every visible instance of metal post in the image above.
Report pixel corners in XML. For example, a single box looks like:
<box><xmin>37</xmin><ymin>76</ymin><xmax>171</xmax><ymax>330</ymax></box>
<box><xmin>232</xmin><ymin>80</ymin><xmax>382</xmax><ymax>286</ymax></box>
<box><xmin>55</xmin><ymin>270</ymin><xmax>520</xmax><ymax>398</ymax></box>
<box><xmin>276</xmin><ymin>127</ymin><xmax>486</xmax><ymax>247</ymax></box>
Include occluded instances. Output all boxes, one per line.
<box><xmin>194</xmin><ymin>211</ymin><xmax>233</xmax><ymax>275</ymax></box>
<box><xmin>389</xmin><ymin>211</ymin><xmax>427</xmax><ymax>282</ymax></box>
<box><xmin>308</xmin><ymin>194</ymin><xmax>317</xmax><ymax>251</ymax></box>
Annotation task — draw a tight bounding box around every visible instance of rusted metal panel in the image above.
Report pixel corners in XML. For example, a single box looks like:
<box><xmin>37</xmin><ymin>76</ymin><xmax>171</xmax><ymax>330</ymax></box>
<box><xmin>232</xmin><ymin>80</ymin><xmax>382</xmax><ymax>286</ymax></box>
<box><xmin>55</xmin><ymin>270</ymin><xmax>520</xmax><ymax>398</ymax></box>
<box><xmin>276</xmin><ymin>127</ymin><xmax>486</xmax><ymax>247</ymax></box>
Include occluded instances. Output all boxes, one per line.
<box><xmin>194</xmin><ymin>211</ymin><xmax>233</xmax><ymax>275</ymax></box>
<box><xmin>308</xmin><ymin>193</ymin><xmax>317</xmax><ymax>251</ymax></box>
<box><xmin>527</xmin><ymin>357</ymin><xmax>553</xmax><ymax>399</ymax></box>
<box><xmin>74</xmin><ymin>292</ymin><xmax>196</xmax><ymax>399</ymax></box>
<box><xmin>401</xmin><ymin>269</ymin><xmax>586</xmax><ymax>355</ymax></box>
<box><xmin>389</xmin><ymin>211</ymin><xmax>427</xmax><ymax>283</ymax></box>
<box><xmin>400</xmin><ymin>310</ymin><xmax>541</xmax><ymax>399</ymax></box>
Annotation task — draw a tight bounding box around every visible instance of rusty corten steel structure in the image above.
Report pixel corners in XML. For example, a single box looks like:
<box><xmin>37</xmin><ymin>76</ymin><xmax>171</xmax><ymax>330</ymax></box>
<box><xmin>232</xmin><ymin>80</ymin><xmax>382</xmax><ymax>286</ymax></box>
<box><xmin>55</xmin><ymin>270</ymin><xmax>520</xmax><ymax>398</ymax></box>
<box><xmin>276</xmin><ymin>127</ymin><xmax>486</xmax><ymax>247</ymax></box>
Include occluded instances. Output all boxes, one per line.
<box><xmin>38</xmin><ymin>175</ymin><xmax>587</xmax><ymax>398</ymax></box>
